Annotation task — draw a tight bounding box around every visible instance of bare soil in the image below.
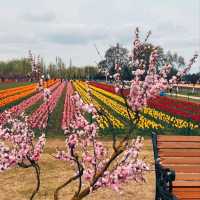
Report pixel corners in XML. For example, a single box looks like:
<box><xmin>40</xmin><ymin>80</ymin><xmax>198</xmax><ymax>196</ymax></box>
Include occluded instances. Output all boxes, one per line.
<box><xmin>0</xmin><ymin>139</ymin><xmax>155</xmax><ymax>200</ymax></box>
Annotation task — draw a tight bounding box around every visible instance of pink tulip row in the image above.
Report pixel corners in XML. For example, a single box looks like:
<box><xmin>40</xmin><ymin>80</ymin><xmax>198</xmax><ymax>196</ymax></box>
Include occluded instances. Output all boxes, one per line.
<box><xmin>28</xmin><ymin>82</ymin><xmax>65</xmax><ymax>129</ymax></box>
<box><xmin>61</xmin><ymin>81</ymin><xmax>75</xmax><ymax>129</ymax></box>
<box><xmin>0</xmin><ymin>82</ymin><xmax>60</xmax><ymax>126</ymax></box>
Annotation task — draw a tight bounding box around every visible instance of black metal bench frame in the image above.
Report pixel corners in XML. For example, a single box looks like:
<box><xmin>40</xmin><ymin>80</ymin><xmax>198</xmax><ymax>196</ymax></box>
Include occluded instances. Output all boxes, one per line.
<box><xmin>152</xmin><ymin>132</ymin><xmax>177</xmax><ymax>200</ymax></box>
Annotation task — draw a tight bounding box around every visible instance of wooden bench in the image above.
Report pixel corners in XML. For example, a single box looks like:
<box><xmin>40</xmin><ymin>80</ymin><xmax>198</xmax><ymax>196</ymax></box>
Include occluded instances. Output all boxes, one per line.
<box><xmin>152</xmin><ymin>133</ymin><xmax>200</xmax><ymax>200</ymax></box>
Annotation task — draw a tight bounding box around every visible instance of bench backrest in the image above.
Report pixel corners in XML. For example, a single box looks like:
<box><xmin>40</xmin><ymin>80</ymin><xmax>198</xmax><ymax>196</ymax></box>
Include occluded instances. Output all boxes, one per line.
<box><xmin>152</xmin><ymin>133</ymin><xmax>200</xmax><ymax>199</ymax></box>
<box><xmin>152</xmin><ymin>133</ymin><xmax>200</xmax><ymax>173</ymax></box>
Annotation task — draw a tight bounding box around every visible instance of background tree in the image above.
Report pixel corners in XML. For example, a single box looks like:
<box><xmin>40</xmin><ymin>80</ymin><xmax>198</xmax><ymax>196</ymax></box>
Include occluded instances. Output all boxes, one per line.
<box><xmin>0</xmin><ymin>58</ymin><xmax>32</xmax><ymax>80</ymax></box>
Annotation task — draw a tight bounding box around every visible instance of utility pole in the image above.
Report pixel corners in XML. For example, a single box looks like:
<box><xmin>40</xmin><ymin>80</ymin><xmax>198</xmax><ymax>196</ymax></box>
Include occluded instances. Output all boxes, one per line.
<box><xmin>69</xmin><ymin>57</ymin><xmax>72</xmax><ymax>80</ymax></box>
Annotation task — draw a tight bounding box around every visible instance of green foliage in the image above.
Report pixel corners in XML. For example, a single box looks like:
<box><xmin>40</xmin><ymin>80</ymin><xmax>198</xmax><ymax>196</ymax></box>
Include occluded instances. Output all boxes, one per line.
<box><xmin>0</xmin><ymin>82</ymin><xmax>31</xmax><ymax>90</ymax></box>
<box><xmin>0</xmin><ymin>58</ymin><xmax>31</xmax><ymax>78</ymax></box>
<box><xmin>183</xmin><ymin>73</ymin><xmax>200</xmax><ymax>84</ymax></box>
<box><xmin>46</xmin><ymin>86</ymin><xmax>66</xmax><ymax>138</ymax></box>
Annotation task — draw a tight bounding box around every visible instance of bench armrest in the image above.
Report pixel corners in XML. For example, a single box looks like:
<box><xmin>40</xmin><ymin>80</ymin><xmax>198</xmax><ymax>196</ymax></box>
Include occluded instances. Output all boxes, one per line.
<box><xmin>155</xmin><ymin>162</ymin><xmax>176</xmax><ymax>199</ymax></box>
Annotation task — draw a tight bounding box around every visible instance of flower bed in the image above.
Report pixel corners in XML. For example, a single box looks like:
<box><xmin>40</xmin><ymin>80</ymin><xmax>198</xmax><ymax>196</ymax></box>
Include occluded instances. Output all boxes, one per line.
<box><xmin>28</xmin><ymin>82</ymin><xmax>65</xmax><ymax>129</ymax></box>
<box><xmin>0</xmin><ymin>81</ymin><xmax>60</xmax><ymax>126</ymax></box>
<box><xmin>61</xmin><ymin>81</ymin><xmax>75</xmax><ymax>129</ymax></box>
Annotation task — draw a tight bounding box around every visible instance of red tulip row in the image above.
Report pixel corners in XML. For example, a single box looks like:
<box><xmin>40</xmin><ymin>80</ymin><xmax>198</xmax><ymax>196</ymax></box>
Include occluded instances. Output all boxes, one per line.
<box><xmin>61</xmin><ymin>81</ymin><xmax>75</xmax><ymax>129</ymax></box>
<box><xmin>89</xmin><ymin>81</ymin><xmax>130</xmax><ymax>96</ymax></box>
<box><xmin>0</xmin><ymin>82</ymin><xmax>60</xmax><ymax>126</ymax></box>
<box><xmin>28</xmin><ymin>82</ymin><xmax>65</xmax><ymax>129</ymax></box>
<box><xmin>89</xmin><ymin>81</ymin><xmax>200</xmax><ymax>123</ymax></box>
<box><xmin>148</xmin><ymin>97</ymin><xmax>200</xmax><ymax>123</ymax></box>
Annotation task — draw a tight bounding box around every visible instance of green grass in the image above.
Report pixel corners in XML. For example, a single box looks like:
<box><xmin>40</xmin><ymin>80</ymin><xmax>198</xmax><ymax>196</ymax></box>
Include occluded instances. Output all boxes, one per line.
<box><xmin>0</xmin><ymin>82</ymin><xmax>32</xmax><ymax>90</ymax></box>
<box><xmin>45</xmin><ymin>86</ymin><xmax>66</xmax><ymax>138</ymax></box>
<box><xmin>25</xmin><ymin>99</ymin><xmax>43</xmax><ymax>115</ymax></box>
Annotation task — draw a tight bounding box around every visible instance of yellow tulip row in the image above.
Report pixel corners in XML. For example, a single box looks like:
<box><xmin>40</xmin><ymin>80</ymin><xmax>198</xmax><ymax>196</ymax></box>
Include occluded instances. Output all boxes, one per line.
<box><xmin>87</xmin><ymin>84</ymin><xmax>163</xmax><ymax>130</ymax></box>
<box><xmin>88</xmin><ymin>83</ymin><xmax>199</xmax><ymax>130</ymax></box>
<box><xmin>72</xmin><ymin>81</ymin><xmax>108</xmax><ymax>128</ymax></box>
<box><xmin>73</xmin><ymin>81</ymin><xmax>124</xmax><ymax>129</ymax></box>
<box><xmin>143</xmin><ymin>107</ymin><xmax>199</xmax><ymax>129</ymax></box>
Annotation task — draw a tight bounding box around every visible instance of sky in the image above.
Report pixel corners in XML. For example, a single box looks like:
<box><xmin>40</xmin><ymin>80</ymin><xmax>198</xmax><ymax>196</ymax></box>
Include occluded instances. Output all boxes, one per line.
<box><xmin>0</xmin><ymin>0</ymin><xmax>199</xmax><ymax>72</ymax></box>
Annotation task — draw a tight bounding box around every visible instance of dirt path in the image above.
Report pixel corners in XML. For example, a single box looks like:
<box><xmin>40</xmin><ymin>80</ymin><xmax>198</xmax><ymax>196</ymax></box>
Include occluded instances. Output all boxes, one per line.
<box><xmin>0</xmin><ymin>139</ymin><xmax>155</xmax><ymax>200</ymax></box>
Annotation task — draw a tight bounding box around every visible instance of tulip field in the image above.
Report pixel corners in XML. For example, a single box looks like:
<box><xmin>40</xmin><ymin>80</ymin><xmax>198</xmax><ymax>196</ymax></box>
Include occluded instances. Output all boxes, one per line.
<box><xmin>0</xmin><ymin>79</ymin><xmax>199</xmax><ymax>200</ymax></box>
<box><xmin>0</xmin><ymin>2</ymin><xmax>199</xmax><ymax>198</ymax></box>
<box><xmin>0</xmin><ymin>80</ymin><xmax>199</xmax><ymax>136</ymax></box>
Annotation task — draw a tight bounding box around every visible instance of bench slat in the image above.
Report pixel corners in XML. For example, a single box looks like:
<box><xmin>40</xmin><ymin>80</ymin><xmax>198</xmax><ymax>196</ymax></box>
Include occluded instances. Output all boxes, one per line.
<box><xmin>173</xmin><ymin>187</ymin><xmax>200</xmax><ymax>191</ymax></box>
<box><xmin>173</xmin><ymin>181</ymin><xmax>200</xmax><ymax>187</ymax></box>
<box><xmin>174</xmin><ymin>191</ymin><xmax>200</xmax><ymax>199</ymax></box>
<box><xmin>158</xmin><ymin>142</ymin><xmax>200</xmax><ymax>149</ymax></box>
<box><xmin>164</xmin><ymin>165</ymin><xmax>200</xmax><ymax>173</ymax></box>
<box><xmin>161</xmin><ymin>157</ymin><xmax>200</xmax><ymax>165</ymax></box>
<box><xmin>159</xmin><ymin>150</ymin><xmax>200</xmax><ymax>157</ymax></box>
<box><xmin>176</xmin><ymin>173</ymin><xmax>200</xmax><ymax>181</ymax></box>
<box><xmin>178</xmin><ymin>198</ymin><xmax>200</xmax><ymax>200</ymax></box>
<box><xmin>158</xmin><ymin>135</ymin><xmax>200</xmax><ymax>142</ymax></box>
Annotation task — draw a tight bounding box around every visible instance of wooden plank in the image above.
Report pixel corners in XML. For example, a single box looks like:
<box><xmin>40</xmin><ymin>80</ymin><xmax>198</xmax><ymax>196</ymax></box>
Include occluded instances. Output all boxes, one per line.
<box><xmin>179</xmin><ymin>198</ymin><xmax>200</xmax><ymax>200</ymax></box>
<box><xmin>173</xmin><ymin>187</ymin><xmax>200</xmax><ymax>192</ymax></box>
<box><xmin>158</xmin><ymin>142</ymin><xmax>200</xmax><ymax>149</ymax></box>
<box><xmin>174</xmin><ymin>191</ymin><xmax>200</xmax><ymax>199</ymax></box>
<box><xmin>161</xmin><ymin>157</ymin><xmax>200</xmax><ymax>165</ymax></box>
<box><xmin>173</xmin><ymin>181</ymin><xmax>200</xmax><ymax>187</ymax></box>
<box><xmin>163</xmin><ymin>165</ymin><xmax>200</xmax><ymax>173</ymax></box>
<box><xmin>158</xmin><ymin>135</ymin><xmax>200</xmax><ymax>142</ymax></box>
<box><xmin>159</xmin><ymin>150</ymin><xmax>200</xmax><ymax>157</ymax></box>
<box><xmin>176</xmin><ymin>173</ymin><xmax>200</xmax><ymax>181</ymax></box>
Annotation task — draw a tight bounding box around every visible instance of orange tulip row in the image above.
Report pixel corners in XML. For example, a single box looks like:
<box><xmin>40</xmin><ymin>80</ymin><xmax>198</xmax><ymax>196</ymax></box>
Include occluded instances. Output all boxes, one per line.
<box><xmin>0</xmin><ymin>80</ymin><xmax>58</xmax><ymax>109</ymax></box>
<box><xmin>0</xmin><ymin>84</ymin><xmax>37</xmax><ymax>99</ymax></box>
<box><xmin>0</xmin><ymin>88</ymin><xmax>36</xmax><ymax>108</ymax></box>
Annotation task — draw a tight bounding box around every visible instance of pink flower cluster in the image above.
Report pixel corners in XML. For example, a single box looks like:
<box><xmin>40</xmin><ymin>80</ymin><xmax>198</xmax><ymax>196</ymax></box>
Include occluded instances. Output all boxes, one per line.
<box><xmin>0</xmin><ymin>113</ymin><xmax>45</xmax><ymax>171</ymax></box>
<box><xmin>129</xmin><ymin>51</ymin><xmax>169</xmax><ymax>111</ymax></box>
<box><xmin>0</xmin><ymin>82</ymin><xmax>60</xmax><ymax>126</ymax></box>
<box><xmin>56</xmin><ymin>93</ymin><xmax>148</xmax><ymax>192</ymax></box>
<box><xmin>61</xmin><ymin>81</ymin><xmax>75</xmax><ymax>129</ymax></box>
<box><xmin>28</xmin><ymin>82</ymin><xmax>65</xmax><ymax>129</ymax></box>
<box><xmin>112</xmin><ymin>28</ymin><xmax>198</xmax><ymax>112</ymax></box>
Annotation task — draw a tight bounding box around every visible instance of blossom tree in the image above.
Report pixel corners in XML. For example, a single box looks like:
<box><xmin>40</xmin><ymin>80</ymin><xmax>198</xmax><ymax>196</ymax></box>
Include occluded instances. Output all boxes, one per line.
<box><xmin>113</xmin><ymin>28</ymin><xmax>198</xmax><ymax>118</ymax></box>
<box><xmin>54</xmin><ymin>28</ymin><xmax>198</xmax><ymax>200</ymax></box>
<box><xmin>0</xmin><ymin>112</ymin><xmax>46</xmax><ymax>200</ymax></box>
<box><xmin>55</xmin><ymin>92</ymin><xmax>148</xmax><ymax>200</ymax></box>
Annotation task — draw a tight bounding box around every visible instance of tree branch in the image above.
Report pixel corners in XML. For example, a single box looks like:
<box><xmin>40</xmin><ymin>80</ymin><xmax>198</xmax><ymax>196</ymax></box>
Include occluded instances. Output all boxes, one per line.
<box><xmin>30</xmin><ymin>163</ymin><xmax>40</xmax><ymax>200</ymax></box>
<box><xmin>54</xmin><ymin>148</ymin><xmax>84</xmax><ymax>200</ymax></box>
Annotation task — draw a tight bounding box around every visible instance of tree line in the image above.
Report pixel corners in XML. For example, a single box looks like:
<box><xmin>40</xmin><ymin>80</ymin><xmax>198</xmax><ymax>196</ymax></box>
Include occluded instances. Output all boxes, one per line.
<box><xmin>97</xmin><ymin>43</ymin><xmax>200</xmax><ymax>84</ymax></box>
<box><xmin>0</xmin><ymin>46</ymin><xmax>199</xmax><ymax>83</ymax></box>
<box><xmin>0</xmin><ymin>58</ymin><xmax>104</xmax><ymax>81</ymax></box>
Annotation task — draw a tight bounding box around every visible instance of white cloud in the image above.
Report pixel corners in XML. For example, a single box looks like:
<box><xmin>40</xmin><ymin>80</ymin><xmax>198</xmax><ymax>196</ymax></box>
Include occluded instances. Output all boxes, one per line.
<box><xmin>22</xmin><ymin>11</ymin><xmax>56</xmax><ymax>23</ymax></box>
<box><xmin>0</xmin><ymin>0</ymin><xmax>199</xmax><ymax>72</ymax></box>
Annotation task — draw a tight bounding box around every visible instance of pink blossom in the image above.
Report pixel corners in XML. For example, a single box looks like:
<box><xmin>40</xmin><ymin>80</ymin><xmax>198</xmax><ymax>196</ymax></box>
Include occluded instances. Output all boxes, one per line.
<box><xmin>0</xmin><ymin>113</ymin><xmax>46</xmax><ymax>172</ymax></box>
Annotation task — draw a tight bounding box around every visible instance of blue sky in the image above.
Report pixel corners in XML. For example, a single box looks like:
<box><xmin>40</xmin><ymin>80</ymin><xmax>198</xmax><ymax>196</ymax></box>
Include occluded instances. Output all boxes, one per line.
<box><xmin>0</xmin><ymin>0</ymin><xmax>199</xmax><ymax>72</ymax></box>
